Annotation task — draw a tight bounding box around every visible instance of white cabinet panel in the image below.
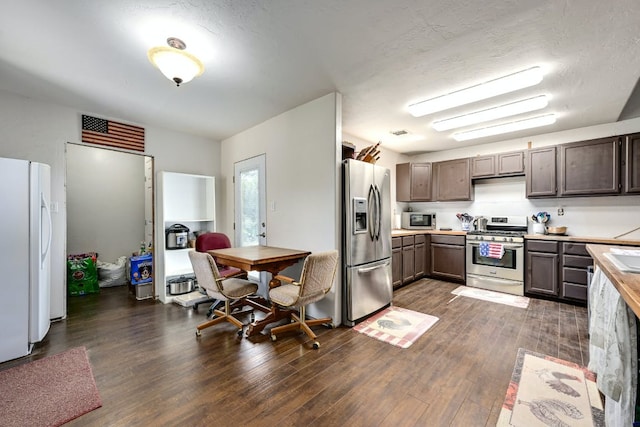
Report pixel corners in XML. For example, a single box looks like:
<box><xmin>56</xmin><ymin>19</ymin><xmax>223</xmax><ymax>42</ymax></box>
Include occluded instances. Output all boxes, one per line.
<box><xmin>157</xmin><ymin>171</ymin><xmax>215</xmax><ymax>303</ymax></box>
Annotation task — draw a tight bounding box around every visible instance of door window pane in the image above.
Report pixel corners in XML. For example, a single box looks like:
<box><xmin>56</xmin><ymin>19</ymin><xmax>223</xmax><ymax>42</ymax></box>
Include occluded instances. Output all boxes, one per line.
<box><xmin>239</xmin><ymin>169</ymin><xmax>258</xmax><ymax>246</ymax></box>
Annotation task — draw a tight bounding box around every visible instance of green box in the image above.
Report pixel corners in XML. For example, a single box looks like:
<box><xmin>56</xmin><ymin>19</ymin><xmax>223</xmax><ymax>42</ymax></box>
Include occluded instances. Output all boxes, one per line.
<box><xmin>67</xmin><ymin>253</ymin><xmax>99</xmax><ymax>296</ymax></box>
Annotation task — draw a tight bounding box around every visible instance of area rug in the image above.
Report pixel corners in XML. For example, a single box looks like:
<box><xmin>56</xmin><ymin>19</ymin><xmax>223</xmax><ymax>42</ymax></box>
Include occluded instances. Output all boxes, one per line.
<box><xmin>451</xmin><ymin>286</ymin><xmax>530</xmax><ymax>309</ymax></box>
<box><xmin>352</xmin><ymin>306</ymin><xmax>439</xmax><ymax>348</ymax></box>
<box><xmin>497</xmin><ymin>348</ymin><xmax>604</xmax><ymax>427</ymax></box>
<box><xmin>0</xmin><ymin>347</ymin><xmax>102</xmax><ymax>427</ymax></box>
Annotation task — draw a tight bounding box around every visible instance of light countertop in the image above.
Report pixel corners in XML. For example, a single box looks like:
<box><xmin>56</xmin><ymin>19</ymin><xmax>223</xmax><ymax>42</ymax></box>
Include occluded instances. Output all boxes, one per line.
<box><xmin>524</xmin><ymin>234</ymin><xmax>640</xmax><ymax>246</ymax></box>
<box><xmin>391</xmin><ymin>228</ymin><xmax>640</xmax><ymax>246</ymax></box>
<box><xmin>391</xmin><ymin>229</ymin><xmax>466</xmax><ymax>237</ymax></box>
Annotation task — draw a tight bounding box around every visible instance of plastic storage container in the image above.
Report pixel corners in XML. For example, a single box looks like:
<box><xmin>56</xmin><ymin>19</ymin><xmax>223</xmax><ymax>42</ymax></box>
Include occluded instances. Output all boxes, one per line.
<box><xmin>134</xmin><ymin>283</ymin><xmax>153</xmax><ymax>300</ymax></box>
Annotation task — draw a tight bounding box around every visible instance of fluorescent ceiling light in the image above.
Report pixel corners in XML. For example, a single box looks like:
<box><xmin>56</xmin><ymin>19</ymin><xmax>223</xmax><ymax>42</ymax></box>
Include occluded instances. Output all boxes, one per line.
<box><xmin>432</xmin><ymin>95</ymin><xmax>549</xmax><ymax>131</ymax></box>
<box><xmin>452</xmin><ymin>114</ymin><xmax>556</xmax><ymax>141</ymax></box>
<box><xmin>408</xmin><ymin>66</ymin><xmax>544</xmax><ymax>117</ymax></box>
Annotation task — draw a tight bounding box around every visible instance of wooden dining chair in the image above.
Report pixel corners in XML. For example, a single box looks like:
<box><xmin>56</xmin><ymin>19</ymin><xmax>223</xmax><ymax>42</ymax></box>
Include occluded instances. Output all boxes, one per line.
<box><xmin>188</xmin><ymin>251</ymin><xmax>259</xmax><ymax>337</ymax></box>
<box><xmin>268</xmin><ymin>250</ymin><xmax>339</xmax><ymax>349</ymax></box>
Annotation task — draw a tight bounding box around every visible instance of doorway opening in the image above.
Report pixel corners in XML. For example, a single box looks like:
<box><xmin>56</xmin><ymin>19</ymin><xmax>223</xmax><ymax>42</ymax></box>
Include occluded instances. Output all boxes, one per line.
<box><xmin>65</xmin><ymin>143</ymin><xmax>154</xmax><ymax>305</ymax></box>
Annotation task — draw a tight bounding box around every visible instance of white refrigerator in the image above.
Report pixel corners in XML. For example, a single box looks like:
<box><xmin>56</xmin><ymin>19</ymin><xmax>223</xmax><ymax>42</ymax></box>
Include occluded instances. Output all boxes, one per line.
<box><xmin>0</xmin><ymin>157</ymin><xmax>52</xmax><ymax>363</ymax></box>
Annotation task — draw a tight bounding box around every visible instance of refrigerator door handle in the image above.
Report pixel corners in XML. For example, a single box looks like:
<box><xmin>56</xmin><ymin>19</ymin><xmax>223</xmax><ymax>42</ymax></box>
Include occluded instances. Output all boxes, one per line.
<box><xmin>367</xmin><ymin>184</ymin><xmax>376</xmax><ymax>241</ymax></box>
<box><xmin>41</xmin><ymin>192</ymin><xmax>52</xmax><ymax>269</ymax></box>
<box><xmin>374</xmin><ymin>184</ymin><xmax>381</xmax><ymax>240</ymax></box>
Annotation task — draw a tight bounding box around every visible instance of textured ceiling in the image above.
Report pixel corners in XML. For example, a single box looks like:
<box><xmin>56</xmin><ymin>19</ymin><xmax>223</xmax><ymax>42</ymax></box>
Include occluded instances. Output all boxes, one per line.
<box><xmin>1</xmin><ymin>0</ymin><xmax>640</xmax><ymax>154</ymax></box>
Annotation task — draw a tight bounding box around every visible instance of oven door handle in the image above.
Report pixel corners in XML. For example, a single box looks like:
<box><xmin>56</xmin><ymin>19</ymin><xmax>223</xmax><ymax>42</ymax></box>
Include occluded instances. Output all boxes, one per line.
<box><xmin>467</xmin><ymin>242</ymin><xmax>523</xmax><ymax>250</ymax></box>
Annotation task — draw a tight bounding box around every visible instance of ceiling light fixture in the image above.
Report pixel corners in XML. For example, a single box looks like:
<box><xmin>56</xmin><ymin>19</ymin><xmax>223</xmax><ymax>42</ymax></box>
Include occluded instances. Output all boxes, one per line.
<box><xmin>407</xmin><ymin>66</ymin><xmax>544</xmax><ymax>117</ymax></box>
<box><xmin>452</xmin><ymin>113</ymin><xmax>556</xmax><ymax>141</ymax></box>
<box><xmin>147</xmin><ymin>37</ymin><xmax>204</xmax><ymax>86</ymax></box>
<box><xmin>432</xmin><ymin>95</ymin><xmax>549</xmax><ymax>131</ymax></box>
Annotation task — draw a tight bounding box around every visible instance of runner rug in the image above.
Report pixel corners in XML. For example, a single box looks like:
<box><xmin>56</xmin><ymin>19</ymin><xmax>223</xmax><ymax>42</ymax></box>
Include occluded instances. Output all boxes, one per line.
<box><xmin>451</xmin><ymin>285</ymin><xmax>530</xmax><ymax>309</ymax></box>
<box><xmin>497</xmin><ymin>348</ymin><xmax>604</xmax><ymax>427</ymax></box>
<box><xmin>352</xmin><ymin>306</ymin><xmax>439</xmax><ymax>348</ymax></box>
<box><xmin>0</xmin><ymin>346</ymin><xmax>102</xmax><ymax>427</ymax></box>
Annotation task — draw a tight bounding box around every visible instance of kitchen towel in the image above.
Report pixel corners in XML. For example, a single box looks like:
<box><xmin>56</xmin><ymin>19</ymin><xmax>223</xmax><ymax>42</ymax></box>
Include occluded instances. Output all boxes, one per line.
<box><xmin>479</xmin><ymin>242</ymin><xmax>504</xmax><ymax>259</ymax></box>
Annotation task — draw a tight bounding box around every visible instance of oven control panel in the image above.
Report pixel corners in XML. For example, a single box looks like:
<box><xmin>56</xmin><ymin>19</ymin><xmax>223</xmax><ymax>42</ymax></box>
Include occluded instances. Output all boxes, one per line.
<box><xmin>466</xmin><ymin>234</ymin><xmax>524</xmax><ymax>243</ymax></box>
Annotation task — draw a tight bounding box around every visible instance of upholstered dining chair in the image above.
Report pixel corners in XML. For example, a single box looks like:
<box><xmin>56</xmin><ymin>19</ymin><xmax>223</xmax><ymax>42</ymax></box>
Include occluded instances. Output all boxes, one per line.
<box><xmin>268</xmin><ymin>250</ymin><xmax>339</xmax><ymax>349</ymax></box>
<box><xmin>192</xmin><ymin>232</ymin><xmax>247</xmax><ymax>315</ymax></box>
<box><xmin>188</xmin><ymin>251</ymin><xmax>259</xmax><ymax>337</ymax></box>
<box><xmin>195</xmin><ymin>232</ymin><xmax>247</xmax><ymax>279</ymax></box>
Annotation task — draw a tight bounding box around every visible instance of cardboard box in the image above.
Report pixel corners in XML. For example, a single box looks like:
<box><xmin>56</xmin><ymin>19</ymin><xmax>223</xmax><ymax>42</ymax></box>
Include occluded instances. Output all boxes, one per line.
<box><xmin>130</xmin><ymin>253</ymin><xmax>153</xmax><ymax>285</ymax></box>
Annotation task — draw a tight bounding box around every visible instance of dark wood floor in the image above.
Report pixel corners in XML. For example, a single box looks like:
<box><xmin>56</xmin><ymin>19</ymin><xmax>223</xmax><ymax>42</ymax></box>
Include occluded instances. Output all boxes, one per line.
<box><xmin>0</xmin><ymin>279</ymin><xmax>588</xmax><ymax>427</ymax></box>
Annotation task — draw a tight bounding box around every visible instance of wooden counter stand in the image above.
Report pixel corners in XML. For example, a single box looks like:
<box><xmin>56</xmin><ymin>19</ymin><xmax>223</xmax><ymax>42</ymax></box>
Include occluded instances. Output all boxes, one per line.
<box><xmin>586</xmin><ymin>244</ymin><xmax>640</xmax><ymax>318</ymax></box>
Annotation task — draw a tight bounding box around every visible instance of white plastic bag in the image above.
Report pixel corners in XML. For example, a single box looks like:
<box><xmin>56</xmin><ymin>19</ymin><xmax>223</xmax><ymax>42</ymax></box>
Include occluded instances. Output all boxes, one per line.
<box><xmin>97</xmin><ymin>256</ymin><xmax>127</xmax><ymax>287</ymax></box>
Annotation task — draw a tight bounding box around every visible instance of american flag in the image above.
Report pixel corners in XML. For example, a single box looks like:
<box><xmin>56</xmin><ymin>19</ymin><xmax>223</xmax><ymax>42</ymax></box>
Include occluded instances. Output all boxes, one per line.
<box><xmin>479</xmin><ymin>242</ymin><xmax>504</xmax><ymax>259</ymax></box>
<box><xmin>81</xmin><ymin>115</ymin><xmax>145</xmax><ymax>152</ymax></box>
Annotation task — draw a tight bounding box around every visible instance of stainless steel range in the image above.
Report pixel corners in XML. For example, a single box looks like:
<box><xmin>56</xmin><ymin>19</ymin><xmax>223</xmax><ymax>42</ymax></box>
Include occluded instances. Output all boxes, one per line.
<box><xmin>465</xmin><ymin>216</ymin><xmax>528</xmax><ymax>296</ymax></box>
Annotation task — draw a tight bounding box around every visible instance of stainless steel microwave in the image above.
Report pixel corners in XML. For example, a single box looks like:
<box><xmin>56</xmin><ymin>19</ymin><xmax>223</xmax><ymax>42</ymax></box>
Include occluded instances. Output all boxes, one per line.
<box><xmin>401</xmin><ymin>212</ymin><xmax>436</xmax><ymax>229</ymax></box>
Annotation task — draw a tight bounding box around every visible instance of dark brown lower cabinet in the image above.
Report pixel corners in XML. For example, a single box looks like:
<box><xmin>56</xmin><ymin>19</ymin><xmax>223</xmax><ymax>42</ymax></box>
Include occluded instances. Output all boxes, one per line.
<box><xmin>414</xmin><ymin>235</ymin><xmax>426</xmax><ymax>279</ymax></box>
<box><xmin>391</xmin><ymin>233</ymin><xmax>433</xmax><ymax>288</ymax></box>
<box><xmin>391</xmin><ymin>237</ymin><xmax>402</xmax><ymax>288</ymax></box>
<box><xmin>525</xmin><ymin>240</ymin><xmax>559</xmax><ymax>296</ymax></box>
<box><xmin>561</xmin><ymin>242</ymin><xmax>592</xmax><ymax>302</ymax></box>
<box><xmin>525</xmin><ymin>239</ymin><xmax>591</xmax><ymax>304</ymax></box>
<box><xmin>402</xmin><ymin>236</ymin><xmax>415</xmax><ymax>285</ymax></box>
<box><xmin>430</xmin><ymin>234</ymin><xmax>465</xmax><ymax>282</ymax></box>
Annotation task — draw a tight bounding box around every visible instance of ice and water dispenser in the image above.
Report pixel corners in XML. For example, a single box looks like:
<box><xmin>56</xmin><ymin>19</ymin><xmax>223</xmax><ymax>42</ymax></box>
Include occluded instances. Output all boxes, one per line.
<box><xmin>352</xmin><ymin>197</ymin><xmax>368</xmax><ymax>234</ymax></box>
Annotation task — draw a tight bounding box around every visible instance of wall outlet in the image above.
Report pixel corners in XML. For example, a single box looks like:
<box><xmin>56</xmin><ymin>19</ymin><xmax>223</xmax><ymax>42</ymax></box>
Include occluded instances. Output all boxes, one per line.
<box><xmin>557</xmin><ymin>208</ymin><xmax>564</xmax><ymax>216</ymax></box>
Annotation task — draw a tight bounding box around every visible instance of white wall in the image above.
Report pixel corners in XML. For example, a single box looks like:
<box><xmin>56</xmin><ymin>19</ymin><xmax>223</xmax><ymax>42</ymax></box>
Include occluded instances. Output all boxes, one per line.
<box><xmin>0</xmin><ymin>89</ymin><xmax>221</xmax><ymax>319</ymax></box>
<box><xmin>221</xmin><ymin>93</ymin><xmax>341</xmax><ymax>323</ymax></box>
<box><xmin>405</xmin><ymin>117</ymin><xmax>640</xmax><ymax>240</ymax></box>
<box><xmin>66</xmin><ymin>144</ymin><xmax>145</xmax><ymax>263</ymax></box>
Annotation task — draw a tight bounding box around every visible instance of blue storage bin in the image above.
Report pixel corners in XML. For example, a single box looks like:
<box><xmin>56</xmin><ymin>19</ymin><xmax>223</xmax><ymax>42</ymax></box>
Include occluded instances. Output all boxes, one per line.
<box><xmin>130</xmin><ymin>253</ymin><xmax>153</xmax><ymax>285</ymax></box>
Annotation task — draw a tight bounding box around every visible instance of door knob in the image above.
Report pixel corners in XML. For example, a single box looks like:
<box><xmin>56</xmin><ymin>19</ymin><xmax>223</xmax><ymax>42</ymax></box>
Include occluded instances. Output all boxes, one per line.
<box><xmin>258</xmin><ymin>232</ymin><xmax>266</xmax><ymax>238</ymax></box>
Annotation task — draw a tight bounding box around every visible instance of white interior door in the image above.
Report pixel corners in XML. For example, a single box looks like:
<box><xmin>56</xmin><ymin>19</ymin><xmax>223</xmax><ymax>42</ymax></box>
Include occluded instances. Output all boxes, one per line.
<box><xmin>234</xmin><ymin>155</ymin><xmax>267</xmax><ymax>285</ymax></box>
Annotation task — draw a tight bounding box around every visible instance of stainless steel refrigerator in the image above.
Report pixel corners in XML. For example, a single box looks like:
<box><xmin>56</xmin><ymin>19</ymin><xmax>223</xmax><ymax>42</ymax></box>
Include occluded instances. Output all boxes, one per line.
<box><xmin>0</xmin><ymin>157</ymin><xmax>52</xmax><ymax>363</ymax></box>
<box><xmin>343</xmin><ymin>159</ymin><xmax>392</xmax><ymax>326</ymax></box>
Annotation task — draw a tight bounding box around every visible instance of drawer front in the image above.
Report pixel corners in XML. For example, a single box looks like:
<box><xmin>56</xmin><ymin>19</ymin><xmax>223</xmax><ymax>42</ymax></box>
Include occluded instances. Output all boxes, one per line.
<box><xmin>402</xmin><ymin>236</ymin><xmax>415</xmax><ymax>247</ymax></box>
<box><xmin>526</xmin><ymin>240</ymin><xmax>558</xmax><ymax>253</ymax></box>
<box><xmin>562</xmin><ymin>267</ymin><xmax>588</xmax><ymax>285</ymax></box>
<box><xmin>392</xmin><ymin>237</ymin><xmax>402</xmax><ymax>249</ymax></box>
<box><xmin>414</xmin><ymin>234</ymin><xmax>426</xmax><ymax>244</ymax></box>
<box><xmin>431</xmin><ymin>234</ymin><xmax>465</xmax><ymax>246</ymax></box>
<box><xmin>562</xmin><ymin>242</ymin><xmax>589</xmax><ymax>256</ymax></box>
<box><xmin>562</xmin><ymin>282</ymin><xmax>587</xmax><ymax>302</ymax></box>
<box><xmin>562</xmin><ymin>255</ymin><xmax>593</xmax><ymax>269</ymax></box>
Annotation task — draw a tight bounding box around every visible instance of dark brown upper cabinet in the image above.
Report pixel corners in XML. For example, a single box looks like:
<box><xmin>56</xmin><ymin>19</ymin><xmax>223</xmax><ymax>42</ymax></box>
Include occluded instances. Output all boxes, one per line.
<box><xmin>471</xmin><ymin>151</ymin><xmax>525</xmax><ymax>179</ymax></box>
<box><xmin>433</xmin><ymin>158</ymin><xmax>472</xmax><ymax>201</ymax></box>
<box><xmin>396</xmin><ymin>162</ymin><xmax>432</xmax><ymax>201</ymax></box>
<box><xmin>625</xmin><ymin>133</ymin><xmax>640</xmax><ymax>194</ymax></box>
<box><xmin>559</xmin><ymin>137</ymin><xmax>621</xmax><ymax>196</ymax></box>
<box><xmin>471</xmin><ymin>155</ymin><xmax>495</xmax><ymax>178</ymax></box>
<box><xmin>526</xmin><ymin>146</ymin><xmax>557</xmax><ymax>198</ymax></box>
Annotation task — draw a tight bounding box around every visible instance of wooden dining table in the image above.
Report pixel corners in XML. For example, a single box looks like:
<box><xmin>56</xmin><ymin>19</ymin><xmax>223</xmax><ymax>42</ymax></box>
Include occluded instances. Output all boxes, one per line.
<box><xmin>206</xmin><ymin>245</ymin><xmax>311</xmax><ymax>337</ymax></box>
